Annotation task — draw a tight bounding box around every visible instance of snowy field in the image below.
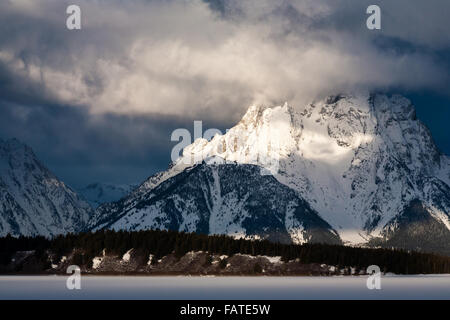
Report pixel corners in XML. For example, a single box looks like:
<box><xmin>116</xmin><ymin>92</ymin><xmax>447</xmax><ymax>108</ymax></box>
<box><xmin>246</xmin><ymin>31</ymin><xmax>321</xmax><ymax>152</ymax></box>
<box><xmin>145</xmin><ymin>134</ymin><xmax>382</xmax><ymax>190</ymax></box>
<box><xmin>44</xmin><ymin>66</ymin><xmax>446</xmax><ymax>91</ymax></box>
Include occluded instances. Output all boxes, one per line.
<box><xmin>0</xmin><ymin>275</ymin><xmax>450</xmax><ymax>299</ymax></box>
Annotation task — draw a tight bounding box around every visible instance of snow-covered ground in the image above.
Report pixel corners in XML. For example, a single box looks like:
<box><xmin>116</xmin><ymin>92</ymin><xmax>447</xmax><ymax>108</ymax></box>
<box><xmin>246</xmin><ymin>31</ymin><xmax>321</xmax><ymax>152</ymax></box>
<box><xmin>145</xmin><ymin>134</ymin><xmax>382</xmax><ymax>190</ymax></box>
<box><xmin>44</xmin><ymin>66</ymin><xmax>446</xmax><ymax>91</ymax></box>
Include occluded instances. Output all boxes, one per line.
<box><xmin>0</xmin><ymin>275</ymin><xmax>449</xmax><ymax>299</ymax></box>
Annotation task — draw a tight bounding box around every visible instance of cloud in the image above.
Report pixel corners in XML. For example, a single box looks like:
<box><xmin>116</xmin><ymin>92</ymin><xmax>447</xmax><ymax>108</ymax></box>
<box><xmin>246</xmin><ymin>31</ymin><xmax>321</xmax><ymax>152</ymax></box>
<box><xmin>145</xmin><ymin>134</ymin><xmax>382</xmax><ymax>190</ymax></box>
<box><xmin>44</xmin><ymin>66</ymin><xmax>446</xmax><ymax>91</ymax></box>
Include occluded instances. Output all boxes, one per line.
<box><xmin>0</xmin><ymin>0</ymin><xmax>450</xmax><ymax>186</ymax></box>
<box><xmin>0</xmin><ymin>0</ymin><xmax>449</xmax><ymax>123</ymax></box>
<box><xmin>0</xmin><ymin>97</ymin><xmax>233</xmax><ymax>186</ymax></box>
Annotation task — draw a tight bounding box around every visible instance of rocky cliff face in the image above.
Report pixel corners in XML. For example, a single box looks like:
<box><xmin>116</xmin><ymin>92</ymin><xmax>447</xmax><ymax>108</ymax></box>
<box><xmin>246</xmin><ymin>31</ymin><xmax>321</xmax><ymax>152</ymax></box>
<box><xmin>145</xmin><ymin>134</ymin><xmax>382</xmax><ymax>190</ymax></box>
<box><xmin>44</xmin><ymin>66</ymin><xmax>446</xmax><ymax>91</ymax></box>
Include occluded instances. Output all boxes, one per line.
<box><xmin>91</xmin><ymin>93</ymin><xmax>450</xmax><ymax>254</ymax></box>
<box><xmin>91</xmin><ymin>163</ymin><xmax>340</xmax><ymax>245</ymax></box>
<box><xmin>0</xmin><ymin>138</ymin><xmax>92</xmax><ymax>237</ymax></box>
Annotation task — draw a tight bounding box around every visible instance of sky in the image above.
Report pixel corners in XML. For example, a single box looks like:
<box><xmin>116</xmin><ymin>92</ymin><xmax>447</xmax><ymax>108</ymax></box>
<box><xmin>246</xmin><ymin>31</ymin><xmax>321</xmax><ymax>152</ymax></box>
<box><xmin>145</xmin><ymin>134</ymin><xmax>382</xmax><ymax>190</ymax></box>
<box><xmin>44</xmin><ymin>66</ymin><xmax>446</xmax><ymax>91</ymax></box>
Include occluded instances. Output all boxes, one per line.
<box><xmin>0</xmin><ymin>0</ymin><xmax>449</xmax><ymax>188</ymax></box>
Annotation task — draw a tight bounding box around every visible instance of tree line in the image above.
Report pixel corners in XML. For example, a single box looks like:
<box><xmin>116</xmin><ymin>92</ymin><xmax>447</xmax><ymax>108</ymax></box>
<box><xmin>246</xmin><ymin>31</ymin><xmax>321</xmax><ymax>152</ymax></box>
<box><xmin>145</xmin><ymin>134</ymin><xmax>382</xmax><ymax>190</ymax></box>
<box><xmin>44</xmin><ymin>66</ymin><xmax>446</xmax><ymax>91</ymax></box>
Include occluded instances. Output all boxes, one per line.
<box><xmin>1</xmin><ymin>229</ymin><xmax>450</xmax><ymax>274</ymax></box>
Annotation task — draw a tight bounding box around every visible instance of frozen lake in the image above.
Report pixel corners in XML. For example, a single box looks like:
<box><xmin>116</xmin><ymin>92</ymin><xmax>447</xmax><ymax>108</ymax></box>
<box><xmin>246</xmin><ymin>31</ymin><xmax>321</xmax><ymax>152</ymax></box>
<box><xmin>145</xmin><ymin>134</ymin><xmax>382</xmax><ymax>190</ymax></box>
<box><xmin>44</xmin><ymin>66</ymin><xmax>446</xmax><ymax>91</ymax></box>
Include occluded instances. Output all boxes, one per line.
<box><xmin>0</xmin><ymin>275</ymin><xmax>449</xmax><ymax>299</ymax></box>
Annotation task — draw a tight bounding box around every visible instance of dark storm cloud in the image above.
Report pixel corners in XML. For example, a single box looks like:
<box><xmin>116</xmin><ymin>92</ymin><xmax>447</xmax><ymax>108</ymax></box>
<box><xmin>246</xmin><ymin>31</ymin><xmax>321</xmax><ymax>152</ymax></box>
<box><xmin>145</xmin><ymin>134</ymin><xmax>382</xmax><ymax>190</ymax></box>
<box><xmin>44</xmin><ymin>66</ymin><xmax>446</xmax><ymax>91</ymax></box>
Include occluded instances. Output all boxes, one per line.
<box><xmin>0</xmin><ymin>0</ymin><xmax>449</xmax><ymax>186</ymax></box>
<box><xmin>1</xmin><ymin>0</ymin><xmax>449</xmax><ymax>118</ymax></box>
<box><xmin>0</xmin><ymin>98</ymin><xmax>233</xmax><ymax>187</ymax></box>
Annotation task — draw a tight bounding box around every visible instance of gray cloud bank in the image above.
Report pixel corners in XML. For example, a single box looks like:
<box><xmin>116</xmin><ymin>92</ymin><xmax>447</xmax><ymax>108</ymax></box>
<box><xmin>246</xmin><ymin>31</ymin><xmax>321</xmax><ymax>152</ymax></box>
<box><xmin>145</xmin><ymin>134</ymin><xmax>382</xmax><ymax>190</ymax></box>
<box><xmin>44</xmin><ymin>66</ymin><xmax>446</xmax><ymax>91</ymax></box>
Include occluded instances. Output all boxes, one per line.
<box><xmin>1</xmin><ymin>0</ymin><xmax>449</xmax><ymax>120</ymax></box>
<box><xmin>0</xmin><ymin>0</ymin><xmax>449</xmax><ymax>186</ymax></box>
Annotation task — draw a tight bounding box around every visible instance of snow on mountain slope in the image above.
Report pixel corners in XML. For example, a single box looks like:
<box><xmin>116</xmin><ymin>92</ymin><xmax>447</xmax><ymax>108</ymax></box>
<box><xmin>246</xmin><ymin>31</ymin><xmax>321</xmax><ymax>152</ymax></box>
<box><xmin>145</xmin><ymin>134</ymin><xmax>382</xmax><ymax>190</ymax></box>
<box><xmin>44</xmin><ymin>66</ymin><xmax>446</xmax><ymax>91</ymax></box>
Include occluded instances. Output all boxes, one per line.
<box><xmin>91</xmin><ymin>163</ymin><xmax>341</xmax><ymax>244</ymax></box>
<box><xmin>78</xmin><ymin>183</ymin><xmax>136</xmax><ymax>208</ymax></box>
<box><xmin>90</xmin><ymin>93</ymin><xmax>450</xmax><ymax>253</ymax></box>
<box><xmin>0</xmin><ymin>138</ymin><xmax>92</xmax><ymax>237</ymax></box>
<box><xmin>104</xmin><ymin>93</ymin><xmax>448</xmax><ymax>244</ymax></box>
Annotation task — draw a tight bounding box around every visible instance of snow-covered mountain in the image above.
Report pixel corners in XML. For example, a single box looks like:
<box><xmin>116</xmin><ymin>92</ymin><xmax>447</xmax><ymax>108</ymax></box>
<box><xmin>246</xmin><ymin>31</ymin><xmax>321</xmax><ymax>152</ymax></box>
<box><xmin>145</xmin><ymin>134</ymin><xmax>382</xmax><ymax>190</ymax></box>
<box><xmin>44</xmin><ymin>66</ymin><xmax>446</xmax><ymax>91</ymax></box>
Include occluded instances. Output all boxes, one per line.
<box><xmin>90</xmin><ymin>93</ymin><xmax>450</xmax><ymax>254</ymax></box>
<box><xmin>78</xmin><ymin>183</ymin><xmax>136</xmax><ymax>208</ymax></box>
<box><xmin>90</xmin><ymin>163</ymin><xmax>341</xmax><ymax>244</ymax></box>
<box><xmin>0</xmin><ymin>138</ymin><xmax>92</xmax><ymax>237</ymax></box>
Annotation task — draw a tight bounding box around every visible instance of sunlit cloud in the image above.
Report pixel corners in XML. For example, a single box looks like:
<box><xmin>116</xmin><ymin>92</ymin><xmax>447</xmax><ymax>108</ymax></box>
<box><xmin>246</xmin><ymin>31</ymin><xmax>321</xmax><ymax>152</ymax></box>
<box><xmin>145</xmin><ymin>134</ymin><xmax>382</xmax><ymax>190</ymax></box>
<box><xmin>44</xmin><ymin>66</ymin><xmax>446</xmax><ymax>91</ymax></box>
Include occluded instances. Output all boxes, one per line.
<box><xmin>0</xmin><ymin>0</ymin><xmax>449</xmax><ymax>123</ymax></box>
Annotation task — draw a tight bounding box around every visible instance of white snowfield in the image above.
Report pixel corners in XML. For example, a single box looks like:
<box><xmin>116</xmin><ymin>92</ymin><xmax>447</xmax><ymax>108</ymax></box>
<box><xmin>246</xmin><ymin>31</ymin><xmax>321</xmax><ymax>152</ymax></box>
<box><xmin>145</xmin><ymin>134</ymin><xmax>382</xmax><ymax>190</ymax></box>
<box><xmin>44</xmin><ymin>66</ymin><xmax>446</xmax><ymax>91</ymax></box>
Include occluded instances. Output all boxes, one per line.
<box><xmin>124</xmin><ymin>92</ymin><xmax>450</xmax><ymax>245</ymax></box>
<box><xmin>1</xmin><ymin>275</ymin><xmax>450</xmax><ymax>299</ymax></box>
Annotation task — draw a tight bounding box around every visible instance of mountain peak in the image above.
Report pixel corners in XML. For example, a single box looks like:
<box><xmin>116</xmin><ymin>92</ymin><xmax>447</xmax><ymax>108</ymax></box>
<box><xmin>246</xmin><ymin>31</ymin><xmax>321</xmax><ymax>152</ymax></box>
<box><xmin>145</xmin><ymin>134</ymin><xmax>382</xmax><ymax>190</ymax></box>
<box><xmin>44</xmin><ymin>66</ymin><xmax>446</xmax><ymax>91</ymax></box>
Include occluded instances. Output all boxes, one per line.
<box><xmin>1</xmin><ymin>137</ymin><xmax>31</xmax><ymax>155</ymax></box>
<box><xmin>89</xmin><ymin>93</ymin><xmax>450</xmax><ymax>254</ymax></box>
<box><xmin>159</xmin><ymin>93</ymin><xmax>450</xmax><ymax>243</ymax></box>
<box><xmin>78</xmin><ymin>182</ymin><xmax>137</xmax><ymax>208</ymax></box>
<box><xmin>1</xmin><ymin>137</ymin><xmax>28</xmax><ymax>149</ymax></box>
<box><xmin>0</xmin><ymin>138</ymin><xmax>93</xmax><ymax>237</ymax></box>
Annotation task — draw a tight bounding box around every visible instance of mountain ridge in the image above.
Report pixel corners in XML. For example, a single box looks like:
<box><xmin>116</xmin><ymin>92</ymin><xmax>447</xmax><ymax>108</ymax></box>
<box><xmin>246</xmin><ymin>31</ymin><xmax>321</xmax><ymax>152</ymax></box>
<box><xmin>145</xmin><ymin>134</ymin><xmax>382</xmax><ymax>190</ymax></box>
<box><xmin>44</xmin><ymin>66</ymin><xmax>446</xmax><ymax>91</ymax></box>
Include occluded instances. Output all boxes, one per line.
<box><xmin>90</xmin><ymin>92</ymin><xmax>450</xmax><ymax>255</ymax></box>
<box><xmin>77</xmin><ymin>182</ymin><xmax>137</xmax><ymax>208</ymax></box>
<box><xmin>0</xmin><ymin>138</ymin><xmax>92</xmax><ymax>237</ymax></box>
<box><xmin>2</xmin><ymin>92</ymin><xmax>449</xmax><ymax>256</ymax></box>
